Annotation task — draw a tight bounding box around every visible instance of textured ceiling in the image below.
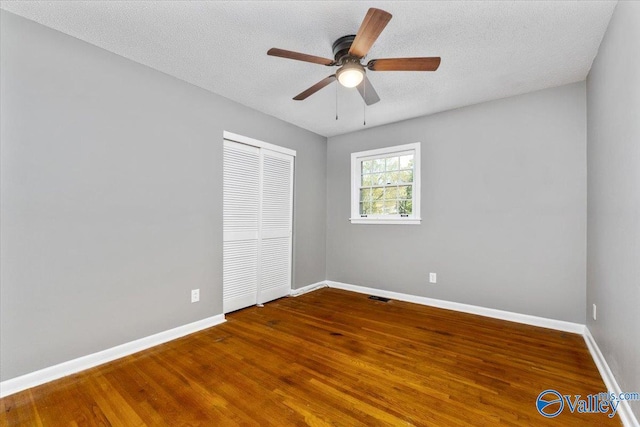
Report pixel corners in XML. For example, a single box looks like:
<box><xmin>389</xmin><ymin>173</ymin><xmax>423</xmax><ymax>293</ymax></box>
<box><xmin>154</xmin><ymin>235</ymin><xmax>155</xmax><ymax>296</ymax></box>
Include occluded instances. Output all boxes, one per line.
<box><xmin>0</xmin><ymin>1</ymin><xmax>616</xmax><ymax>137</ymax></box>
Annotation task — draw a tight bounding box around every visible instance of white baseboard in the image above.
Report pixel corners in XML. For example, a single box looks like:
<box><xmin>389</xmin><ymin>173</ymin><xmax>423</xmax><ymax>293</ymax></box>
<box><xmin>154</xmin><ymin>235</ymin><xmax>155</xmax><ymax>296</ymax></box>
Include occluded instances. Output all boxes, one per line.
<box><xmin>0</xmin><ymin>314</ymin><xmax>226</xmax><ymax>398</ymax></box>
<box><xmin>326</xmin><ymin>280</ymin><xmax>585</xmax><ymax>334</ymax></box>
<box><xmin>289</xmin><ymin>281</ymin><xmax>328</xmax><ymax>297</ymax></box>
<box><xmin>583</xmin><ymin>328</ymin><xmax>639</xmax><ymax>427</ymax></box>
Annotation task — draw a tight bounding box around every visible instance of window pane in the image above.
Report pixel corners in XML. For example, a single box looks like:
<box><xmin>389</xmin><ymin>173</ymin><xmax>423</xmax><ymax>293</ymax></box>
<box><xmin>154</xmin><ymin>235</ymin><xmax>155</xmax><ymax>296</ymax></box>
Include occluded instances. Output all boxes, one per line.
<box><xmin>384</xmin><ymin>201</ymin><xmax>398</xmax><ymax>214</ymax></box>
<box><xmin>397</xmin><ymin>185</ymin><xmax>411</xmax><ymax>199</ymax></box>
<box><xmin>362</xmin><ymin>160</ymin><xmax>373</xmax><ymax>174</ymax></box>
<box><xmin>400</xmin><ymin>155</ymin><xmax>414</xmax><ymax>169</ymax></box>
<box><xmin>372</xmin><ymin>158</ymin><xmax>385</xmax><ymax>172</ymax></box>
<box><xmin>386</xmin><ymin>157</ymin><xmax>399</xmax><ymax>171</ymax></box>
<box><xmin>360</xmin><ymin>188</ymin><xmax>372</xmax><ymax>202</ymax></box>
<box><xmin>398</xmin><ymin>169</ymin><xmax>413</xmax><ymax>183</ymax></box>
<box><xmin>399</xmin><ymin>200</ymin><xmax>413</xmax><ymax>214</ymax></box>
<box><xmin>369</xmin><ymin>173</ymin><xmax>385</xmax><ymax>185</ymax></box>
<box><xmin>371</xmin><ymin>187</ymin><xmax>384</xmax><ymax>201</ymax></box>
<box><xmin>385</xmin><ymin>171</ymin><xmax>399</xmax><ymax>184</ymax></box>
<box><xmin>361</xmin><ymin>173</ymin><xmax>374</xmax><ymax>186</ymax></box>
<box><xmin>384</xmin><ymin>186</ymin><xmax>398</xmax><ymax>200</ymax></box>
<box><xmin>372</xmin><ymin>201</ymin><xmax>384</xmax><ymax>214</ymax></box>
<box><xmin>360</xmin><ymin>202</ymin><xmax>372</xmax><ymax>215</ymax></box>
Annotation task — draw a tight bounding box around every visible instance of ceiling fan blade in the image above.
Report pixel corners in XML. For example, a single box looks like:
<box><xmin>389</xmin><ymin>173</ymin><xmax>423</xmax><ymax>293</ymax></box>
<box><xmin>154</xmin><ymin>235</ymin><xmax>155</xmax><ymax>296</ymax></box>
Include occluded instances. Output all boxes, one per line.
<box><xmin>356</xmin><ymin>75</ymin><xmax>380</xmax><ymax>105</ymax></box>
<box><xmin>348</xmin><ymin>8</ymin><xmax>392</xmax><ymax>58</ymax></box>
<box><xmin>367</xmin><ymin>57</ymin><xmax>441</xmax><ymax>71</ymax></box>
<box><xmin>268</xmin><ymin>48</ymin><xmax>334</xmax><ymax>66</ymax></box>
<box><xmin>293</xmin><ymin>75</ymin><xmax>337</xmax><ymax>100</ymax></box>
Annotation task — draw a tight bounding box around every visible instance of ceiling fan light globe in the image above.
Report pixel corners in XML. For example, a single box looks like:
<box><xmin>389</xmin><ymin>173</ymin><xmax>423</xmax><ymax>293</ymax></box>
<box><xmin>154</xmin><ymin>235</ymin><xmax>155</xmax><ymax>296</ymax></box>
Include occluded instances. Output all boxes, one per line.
<box><xmin>337</xmin><ymin>65</ymin><xmax>364</xmax><ymax>88</ymax></box>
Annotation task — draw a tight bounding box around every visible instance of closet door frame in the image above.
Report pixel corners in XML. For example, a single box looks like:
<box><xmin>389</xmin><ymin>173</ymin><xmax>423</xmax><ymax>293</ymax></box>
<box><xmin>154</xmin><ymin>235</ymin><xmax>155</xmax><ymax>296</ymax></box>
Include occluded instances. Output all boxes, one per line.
<box><xmin>223</xmin><ymin>131</ymin><xmax>296</xmax><ymax>313</ymax></box>
<box><xmin>224</xmin><ymin>131</ymin><xmax>296</xmax><ymax>158</ymax></box>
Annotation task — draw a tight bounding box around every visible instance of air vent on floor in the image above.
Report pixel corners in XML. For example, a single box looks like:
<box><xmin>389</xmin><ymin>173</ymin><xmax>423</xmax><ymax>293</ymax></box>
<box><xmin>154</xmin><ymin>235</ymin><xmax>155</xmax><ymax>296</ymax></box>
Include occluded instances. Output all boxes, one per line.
<box><xmin>369</xmin><ymin>295</ymin><xmax>391</xmax><ymax>302</ymax></box>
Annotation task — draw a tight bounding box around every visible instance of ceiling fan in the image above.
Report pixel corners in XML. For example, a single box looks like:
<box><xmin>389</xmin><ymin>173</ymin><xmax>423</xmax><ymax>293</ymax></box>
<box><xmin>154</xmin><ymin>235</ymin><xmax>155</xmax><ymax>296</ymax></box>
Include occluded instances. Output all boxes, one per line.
<box><xmin>267</xmin><ymin>8</ymin><xmax>441</xmax><ymax>105</ymax></box>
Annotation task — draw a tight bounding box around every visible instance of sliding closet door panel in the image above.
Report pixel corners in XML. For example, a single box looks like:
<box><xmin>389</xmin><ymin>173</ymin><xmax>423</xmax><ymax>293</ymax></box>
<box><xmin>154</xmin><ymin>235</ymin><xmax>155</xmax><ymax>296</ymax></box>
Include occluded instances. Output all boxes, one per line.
<box><xmin>223</xmin><ymin>140</ymin><xmax>259</xmax><ymax>313</ymax></box>
<box><xmin>259</xmin><ymin>149</ymin><xmax>293</xmax><ymax>304</ymax></box>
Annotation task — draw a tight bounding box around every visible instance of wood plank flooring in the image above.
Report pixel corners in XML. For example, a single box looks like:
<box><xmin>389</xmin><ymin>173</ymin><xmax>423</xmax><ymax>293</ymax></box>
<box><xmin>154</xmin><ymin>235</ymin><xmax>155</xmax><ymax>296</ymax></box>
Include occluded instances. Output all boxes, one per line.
<box><xmin>0</xmin><ymin>288</ymin><xmax>620</xmax><ymax>426</ymax></box>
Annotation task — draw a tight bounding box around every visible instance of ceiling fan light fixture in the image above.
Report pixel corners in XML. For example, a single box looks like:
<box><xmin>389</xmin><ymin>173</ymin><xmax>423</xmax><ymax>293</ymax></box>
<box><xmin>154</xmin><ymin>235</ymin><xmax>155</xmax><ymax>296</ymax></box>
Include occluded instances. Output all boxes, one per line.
<box><xmin>337</xmin><ymin>62</ymin><xmax>364</xmax><ymax>88</ymax></box>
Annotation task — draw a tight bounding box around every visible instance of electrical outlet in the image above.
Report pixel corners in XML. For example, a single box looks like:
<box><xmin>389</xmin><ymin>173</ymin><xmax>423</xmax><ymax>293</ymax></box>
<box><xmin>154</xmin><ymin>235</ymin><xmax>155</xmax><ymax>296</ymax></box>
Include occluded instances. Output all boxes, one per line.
<box><xmin>429</xmin><ymin>272</ymin><xmax>437</xmax><ymax>284</ymax></box>
<box><xmin>593</xmin><ymin>303</ymin><xmax>597</xmax><ymax>320</ymax></box>
<box><xmin>191</xmin><ymin>289</ymin><xmax>200</xmax><ymax>303</ymax></box>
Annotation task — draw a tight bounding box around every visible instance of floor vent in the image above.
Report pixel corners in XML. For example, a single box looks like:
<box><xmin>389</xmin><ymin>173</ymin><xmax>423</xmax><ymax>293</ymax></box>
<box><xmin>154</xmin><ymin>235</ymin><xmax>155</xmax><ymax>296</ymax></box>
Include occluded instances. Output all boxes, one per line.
<box><xmin>369</xmin><ymin>295</ymin><xmax>391</xmax><ymax>303</ymax></box>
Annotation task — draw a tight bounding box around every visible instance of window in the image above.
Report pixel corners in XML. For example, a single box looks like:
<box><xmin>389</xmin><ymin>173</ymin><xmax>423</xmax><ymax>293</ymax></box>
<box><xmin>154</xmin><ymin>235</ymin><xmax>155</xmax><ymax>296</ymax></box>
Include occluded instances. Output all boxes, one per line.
<box><xmin>350</xmin><ymin>142</ymin><xmax>421</xmax><ymax>224</ymax></box>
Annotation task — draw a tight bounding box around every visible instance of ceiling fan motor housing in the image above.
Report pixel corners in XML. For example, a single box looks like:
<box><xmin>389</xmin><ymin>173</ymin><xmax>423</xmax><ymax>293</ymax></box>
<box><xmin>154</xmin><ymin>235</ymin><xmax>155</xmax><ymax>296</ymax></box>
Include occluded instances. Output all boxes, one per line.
<box><xmin>332</xmin><ymin>35</ymin><xmax>357</xmax><ymax>62</ymax></box>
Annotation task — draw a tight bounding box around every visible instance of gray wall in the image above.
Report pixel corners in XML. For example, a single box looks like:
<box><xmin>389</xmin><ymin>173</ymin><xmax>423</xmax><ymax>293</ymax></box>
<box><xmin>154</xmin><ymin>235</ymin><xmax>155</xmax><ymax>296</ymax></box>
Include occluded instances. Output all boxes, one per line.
<box><xmin>587</xmin><ymin>1</ymin><xmax>640</xmax><ymax>419</ymax></box>
<box><xmin>0</xmin><ymin>11</ymin><xmax>326</xmax><ymax>381</ymax></box>
<box><xmin>327</xmin><ymin>82</ymin><xmax>587</xmax><ymax>323</ymax></box>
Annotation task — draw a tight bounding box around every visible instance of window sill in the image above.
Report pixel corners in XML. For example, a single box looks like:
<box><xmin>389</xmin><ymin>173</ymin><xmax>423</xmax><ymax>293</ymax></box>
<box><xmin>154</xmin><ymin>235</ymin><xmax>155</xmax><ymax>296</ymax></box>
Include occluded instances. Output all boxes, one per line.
<box><xmin>349</xmin><ymin>218</ymin><xmax>421</xmax><ymax>225</ymax></box>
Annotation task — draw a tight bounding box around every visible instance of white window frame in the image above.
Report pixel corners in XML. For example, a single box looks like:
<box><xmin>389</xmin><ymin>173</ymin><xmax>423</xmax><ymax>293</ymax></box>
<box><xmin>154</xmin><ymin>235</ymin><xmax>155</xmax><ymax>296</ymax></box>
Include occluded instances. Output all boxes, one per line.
<box><xmin>350</xmin><ymin>142</ymin><xmax>421</xmax><ymax>225</ymax></box>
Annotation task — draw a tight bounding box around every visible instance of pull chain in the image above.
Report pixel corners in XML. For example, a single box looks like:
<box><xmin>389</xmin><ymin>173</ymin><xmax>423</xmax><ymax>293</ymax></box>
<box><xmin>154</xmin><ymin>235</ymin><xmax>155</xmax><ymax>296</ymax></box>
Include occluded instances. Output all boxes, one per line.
<box><xmin>335</xmin><ymin>80</ymin><xmax>338</xmax><ymax>120</ymax></box>
<box><xmin>363</xmin><ymin>79</ymin><xmax>367</xmax><ymax>126</ymax></box>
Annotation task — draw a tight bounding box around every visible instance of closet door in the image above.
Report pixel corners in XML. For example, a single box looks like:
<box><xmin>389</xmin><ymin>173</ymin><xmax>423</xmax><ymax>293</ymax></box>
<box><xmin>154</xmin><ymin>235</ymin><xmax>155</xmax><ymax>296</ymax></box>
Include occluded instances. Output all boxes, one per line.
<box><xmin>223</xmin><ymin>140</ymin><xmax>260</xmax><ymax>313</ymax></box>
<box><xmin>258</xmin><ymin>149</ymin><xmax>294</xmax><ymax>305</ymax></box>
<box><xmin>223</xmin><ymin>138</ymin><xmax>294</xmax><ymax>313</ymax></box>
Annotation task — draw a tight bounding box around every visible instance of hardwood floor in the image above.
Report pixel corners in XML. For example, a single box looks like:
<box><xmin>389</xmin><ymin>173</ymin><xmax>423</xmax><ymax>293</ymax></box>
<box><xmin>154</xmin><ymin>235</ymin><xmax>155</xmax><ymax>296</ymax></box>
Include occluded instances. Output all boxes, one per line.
<box><xmin>1</xmin><ymin>288</ymin><xmax>620</xmax><ymax>426</ymax></box>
